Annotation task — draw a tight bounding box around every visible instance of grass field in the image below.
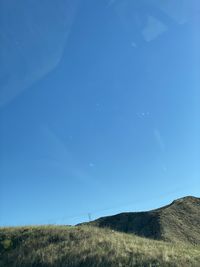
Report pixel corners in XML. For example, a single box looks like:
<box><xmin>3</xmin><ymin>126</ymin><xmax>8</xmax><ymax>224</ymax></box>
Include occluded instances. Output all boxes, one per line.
<box><xmin>1</xmin><ymin>225</ymin><xmax>200</xmax><ymax>267</ymax></box>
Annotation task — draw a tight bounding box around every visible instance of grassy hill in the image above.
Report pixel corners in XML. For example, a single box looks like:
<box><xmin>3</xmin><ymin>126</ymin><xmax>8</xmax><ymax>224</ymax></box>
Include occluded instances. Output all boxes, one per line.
<box><xmin>87</xmin><ymin>196</ymin><xmax>200</xmax><ymax>244</ymax></box>
<box><xmin>0</xmin><ymin>225</ymin><xmax>200</xmax><ymax>267</ymax></box>
<box><xmin>0</xmin><ymin>196</ymin><xmax>200</xmax><ymax>267</ymax></box>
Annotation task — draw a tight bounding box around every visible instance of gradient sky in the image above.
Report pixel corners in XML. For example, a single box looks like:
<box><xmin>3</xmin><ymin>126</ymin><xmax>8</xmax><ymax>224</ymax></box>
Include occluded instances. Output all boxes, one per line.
<box><xmin>0</xmin><ymin>0</ymin><xmax>200</xmax><ymax>226</ymax></box>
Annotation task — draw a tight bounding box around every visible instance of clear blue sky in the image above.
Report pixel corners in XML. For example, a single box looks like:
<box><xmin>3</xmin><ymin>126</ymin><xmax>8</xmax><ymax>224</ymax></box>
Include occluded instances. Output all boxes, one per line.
<box><xmin>0</xmin><ymin>0</ymin><xmax>200</xmax><ymax>226</ymax></box>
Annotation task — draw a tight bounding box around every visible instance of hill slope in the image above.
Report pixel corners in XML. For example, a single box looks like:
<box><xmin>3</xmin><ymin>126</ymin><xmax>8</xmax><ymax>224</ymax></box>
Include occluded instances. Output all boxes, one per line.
<box><xmin>1</xmin><ymin>225</ymin><xmax>200</xmax><ymax>267</ymax></box>
<box><xmin>1</xmin><ymin>196</ymin><xmax>200</xmax><ymax>266</ymax></box>
<box><xmin>87</xmin><ymin>196</ymin><xmax>200</xmax><ymax>244</ymax></box>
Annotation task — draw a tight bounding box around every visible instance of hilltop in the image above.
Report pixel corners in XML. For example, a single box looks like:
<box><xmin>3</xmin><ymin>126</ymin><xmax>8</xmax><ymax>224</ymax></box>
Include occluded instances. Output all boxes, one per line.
<box><xmin>86</xmin><ymin>196</ymin><xmax>200</xmax><ymax>244</ymax></box>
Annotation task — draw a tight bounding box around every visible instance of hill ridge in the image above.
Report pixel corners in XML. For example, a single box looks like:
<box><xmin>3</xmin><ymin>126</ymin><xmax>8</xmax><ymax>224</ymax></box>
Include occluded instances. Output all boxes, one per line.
<box><xmin>85</xmin><ymin>196</ymin><xmax>200</xmax><ymax>244</ymax></box>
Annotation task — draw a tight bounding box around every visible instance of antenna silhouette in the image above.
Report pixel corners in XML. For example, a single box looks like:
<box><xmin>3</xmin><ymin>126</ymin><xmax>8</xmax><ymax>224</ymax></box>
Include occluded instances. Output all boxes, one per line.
<box><xmin>88</xmin><ymin>213</ymin><xmax>92</xmax><ymax>222</ymax></box>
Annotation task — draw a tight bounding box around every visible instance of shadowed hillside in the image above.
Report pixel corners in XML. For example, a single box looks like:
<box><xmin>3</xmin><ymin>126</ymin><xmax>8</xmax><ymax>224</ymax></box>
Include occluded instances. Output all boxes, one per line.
<box><xmin>86</xmin><ymin>196</ymin><xmax>200</xmax><ymax>244</ymax></box>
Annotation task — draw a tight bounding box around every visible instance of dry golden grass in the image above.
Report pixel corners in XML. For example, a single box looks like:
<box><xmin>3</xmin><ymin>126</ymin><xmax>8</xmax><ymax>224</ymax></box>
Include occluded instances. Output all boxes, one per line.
<box><xmin>0</xmin><ymin>225</ymin><xmax>200</xmax><ymax>267</ymax></box>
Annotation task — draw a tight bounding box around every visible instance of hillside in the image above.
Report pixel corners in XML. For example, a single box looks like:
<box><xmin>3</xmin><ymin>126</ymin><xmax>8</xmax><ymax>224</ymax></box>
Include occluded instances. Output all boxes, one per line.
<box><xmin>1</xmin><ymin>225</ymin><xmax>200</xmax><ymax>267</ymax></box>
<box><xmin>86</xmin><ymin>196</ymin><xmax>200</xmax><ymax>244</ymax></box>
<box><xmin>0</xmin><ymin>196</ymin><xmax>200</xmax><ymax>267</ymax></box>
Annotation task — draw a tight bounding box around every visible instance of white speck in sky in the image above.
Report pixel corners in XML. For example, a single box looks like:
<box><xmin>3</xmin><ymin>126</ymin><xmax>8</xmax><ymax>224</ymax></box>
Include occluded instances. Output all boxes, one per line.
<box><xmin>136</xmin><ymin>111</ymin><xmax>150</xmax><ymax>119</ymax></box>
<box><xmin>89</xmin><ymin>163</ymin><xmax>95</xmax><ymax>168</ymax></box>
<box><xmin>131</xmin><ymin>42</ymin><xmax>137</xmax><ymax>48</ymax></box>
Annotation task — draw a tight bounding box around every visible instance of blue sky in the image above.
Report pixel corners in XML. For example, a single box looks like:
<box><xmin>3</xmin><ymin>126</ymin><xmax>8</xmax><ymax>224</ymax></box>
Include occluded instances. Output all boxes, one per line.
<box><xmin>0</xmin><ymin>0</ymin><xmax>200</xmax><ymax>226</ymax></box>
